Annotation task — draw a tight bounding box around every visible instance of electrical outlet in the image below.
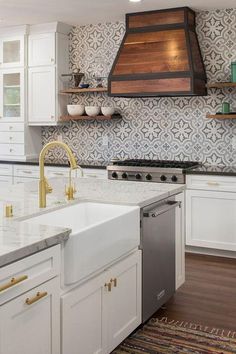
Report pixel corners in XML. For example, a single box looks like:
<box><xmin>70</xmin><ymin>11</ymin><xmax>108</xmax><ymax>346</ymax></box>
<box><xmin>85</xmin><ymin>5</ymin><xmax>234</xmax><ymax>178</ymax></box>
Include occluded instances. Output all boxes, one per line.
<box><xmin>57</xmin><ymin>134</ymin><xmax>63</xmax><ymax>142</ymax></box>
<box><xmin>232</xmin><ymin>136</ymin><xmax>236</xmax><ymax>150</ymax></box>
<box><xmin>102</xmin><ymin>135</ymin><xmax>109</xmax><ymax>147</ymax></box>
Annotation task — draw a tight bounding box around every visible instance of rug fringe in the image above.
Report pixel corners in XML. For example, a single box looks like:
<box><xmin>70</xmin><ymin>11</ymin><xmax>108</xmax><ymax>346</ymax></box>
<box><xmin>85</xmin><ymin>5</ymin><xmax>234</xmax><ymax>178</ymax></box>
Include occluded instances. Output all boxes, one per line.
<box><xmin>156</xmin><ymin>317</ymin><xmax>236</xmax><ymax>339</ymax></box>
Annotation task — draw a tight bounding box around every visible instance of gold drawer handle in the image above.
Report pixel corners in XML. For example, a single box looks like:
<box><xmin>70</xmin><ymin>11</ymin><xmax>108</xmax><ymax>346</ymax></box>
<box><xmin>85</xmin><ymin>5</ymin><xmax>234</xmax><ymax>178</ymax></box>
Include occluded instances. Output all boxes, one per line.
<box><xmin>110</xmin><ymin>278</ymin><xmax>117</xmax><ymax>287</ymax></box>
<box><xmin>105</xmin><ymin>282</ymin><xmax>112</xmax><ymax>292</ymax></box>
<box><xmin>0</xmin><ymin>275</ymin><xmax>28</xmax><ymax>292</ymax></box>
<box><xmin>207</xmin><ymin>182</ymin><xmax>219</xmax><ymax>186</ymax></box>
<box><xmin>25</xmin><ymin>291</ymin><xmax>48</xmax><ymax>305</ymax></box>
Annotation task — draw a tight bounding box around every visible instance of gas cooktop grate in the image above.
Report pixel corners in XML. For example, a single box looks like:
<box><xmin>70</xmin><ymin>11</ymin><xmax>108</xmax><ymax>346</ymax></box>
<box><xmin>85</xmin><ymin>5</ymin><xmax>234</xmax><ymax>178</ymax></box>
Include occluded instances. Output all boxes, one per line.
<box><xmin>111</xmin><ymin>159</ymin><xmax>199</xmax><ymax>169</ymax></box>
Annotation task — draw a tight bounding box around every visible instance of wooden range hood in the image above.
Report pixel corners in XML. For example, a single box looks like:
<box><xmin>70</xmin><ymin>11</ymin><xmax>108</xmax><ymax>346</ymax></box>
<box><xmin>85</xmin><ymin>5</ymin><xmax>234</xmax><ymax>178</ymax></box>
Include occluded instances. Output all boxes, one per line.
<box><xmin>108</xmin><ymin>7</ymin><xmax>207</xmax><ymax>97</ymax></box>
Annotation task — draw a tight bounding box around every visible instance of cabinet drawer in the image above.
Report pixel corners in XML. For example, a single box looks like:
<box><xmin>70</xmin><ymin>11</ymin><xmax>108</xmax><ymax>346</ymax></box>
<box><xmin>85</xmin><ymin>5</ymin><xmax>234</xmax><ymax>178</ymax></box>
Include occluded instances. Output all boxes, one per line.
<box><xmin>0</xmin><ymin>163</ymin><xmax>13</xmax><ymax>176</ymax></box>
<box><xmin>14</xmin><ymin>164</ymin><xmax>39</xmax><ymax>178</ymax></box>
<box><xmin>14</xmin><ymin>176</ymin><xmax>38</xmax><ymax>184</ymax></box>
<box><xmin>0</xmin><ymin>132</ymin><xmax>24</xmax><ymax>144</ymax></box>
<box><xmin>0</xmin><ymin>143</ymin><xmax>24</xmax><ymax>156</ymax></box>
<box><xmin>83</xmin><ymin>168</ymin><xmax>107</xmax><ymax>179</ymax></box>
<box><xmin>0</xmin><ymin>245</ymin><xmax>60</xmax><ymax>305</ymax></box>
<box><xmin>45</xmin><ymin>166</ymin><xmax>69</xmax><ymax>178</ymax></box>
<box><xmin>186</xmin><ymin>175</ymin><xmax>236</xmax><ymax>192</ymax></box>
<box><xmin>0</xmin><ymin>175</ymin><xmax>13</xmax><ymax>184</ymax></box>
<box><xmin>0</xmin><ymin>123</ymin><xmax>24</xmax><ymax>132</ymax></box>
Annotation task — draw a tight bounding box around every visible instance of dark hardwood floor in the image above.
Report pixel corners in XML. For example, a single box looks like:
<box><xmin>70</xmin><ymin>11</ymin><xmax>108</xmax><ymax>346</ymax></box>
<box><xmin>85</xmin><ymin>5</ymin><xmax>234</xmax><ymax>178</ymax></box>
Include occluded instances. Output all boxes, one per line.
<box><xmin>154</xmin><ymin>252</ymin><xmax>236</xmax><ymax>331</ymax></box>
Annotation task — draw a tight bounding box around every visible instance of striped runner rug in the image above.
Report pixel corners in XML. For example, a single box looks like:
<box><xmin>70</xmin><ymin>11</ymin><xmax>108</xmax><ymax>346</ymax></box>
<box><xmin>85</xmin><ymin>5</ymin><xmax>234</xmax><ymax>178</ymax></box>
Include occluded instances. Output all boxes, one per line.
<box><xmin>113</xmin><ymin>317</ymin><xmax>236</xmax><ymax>353</ymax></box>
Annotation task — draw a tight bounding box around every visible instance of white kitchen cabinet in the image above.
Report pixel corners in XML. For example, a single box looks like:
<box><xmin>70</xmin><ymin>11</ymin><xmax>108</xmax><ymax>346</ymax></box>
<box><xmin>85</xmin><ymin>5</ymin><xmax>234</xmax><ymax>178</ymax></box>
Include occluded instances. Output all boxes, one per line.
<box><xmin>0</xmin><ymin>277</ymin><xmax>60</xmax><ymax>354</ymax></box>
<box><xmin>0</xmin><ymin>25</ymin><xmax>42</xmax><ymax>161</ymax></box>
<box><xmin>175</xmin><ymin>192</ymin><xmax>185</xmax><ymax>289</ymax></box>
<box><xmin>186</xmin><ymin>175</ymin><xmax>236</xmax><ymax>253</ymax></box>
<box><xmin>61</xmin><ymin>250</ymin><xmax>141</xmax><ymax>354</ymax></box>
<box><xmin>0</xmin><ymin>36</ymin><xmax>25</xmax><ymax>68</ymax></box>
<box><xmin>0</xmin><ymin>68</ymin><xmax>25</xmax><ymax>122</ymax></box>
<box><xmin>0</xmin><ymin>175</ymin><xmax>12</xmax><ymax>186</ymax></box>
<box><xmin>28</xmin><ymin>33</ymin><xmax>55</xmax><ymax>67</ymax></box>
<box><xmin>28</xmin><ymin>23</ymin><xmax>70</xmax><ymax>126</ymax></box>
<box><xmin>186</xmin><ymin>189</ymin><xmax>236</xmax><ymax>251</ymax></box>
<box><xmin>0</xmin><ymin>163</ymin><xmax>13</xmax><ymax>186</ymax></box>
<box><xmin>0</xmin><ymin>246</ymin><xmax>60</xmax><ymax>354</ymax></box>
<box><xmin>28</xmin><ymin>66</ymin><xmax>56</xmax><ymax>124</ymax></box>
<box><xmin>106</xmin><ymin>250</ymin><xmax>141</xmax><ymax>353</ymax></box>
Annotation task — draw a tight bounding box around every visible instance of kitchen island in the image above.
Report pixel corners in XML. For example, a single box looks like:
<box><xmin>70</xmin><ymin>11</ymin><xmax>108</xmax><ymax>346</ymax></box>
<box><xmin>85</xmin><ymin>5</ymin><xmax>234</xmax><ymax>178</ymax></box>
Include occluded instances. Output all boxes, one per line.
<box><xmin>0</xmin><ymin>177</ymin><xmax>185</xmax><ymax>354</ymax></box>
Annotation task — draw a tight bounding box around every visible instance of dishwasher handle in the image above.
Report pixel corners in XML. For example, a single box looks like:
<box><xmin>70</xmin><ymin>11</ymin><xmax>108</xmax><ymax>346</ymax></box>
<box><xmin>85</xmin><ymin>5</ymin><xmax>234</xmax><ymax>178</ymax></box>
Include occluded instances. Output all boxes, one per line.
<box><xmin>143</xmin><ymin>201</ymin><xmax>181</xmax><ymax>218</ymax></box>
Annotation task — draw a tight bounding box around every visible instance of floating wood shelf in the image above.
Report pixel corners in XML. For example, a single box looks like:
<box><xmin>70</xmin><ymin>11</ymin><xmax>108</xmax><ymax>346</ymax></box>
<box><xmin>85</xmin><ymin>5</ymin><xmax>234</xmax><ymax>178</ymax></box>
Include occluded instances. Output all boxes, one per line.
<box><xmin>60</xmin><ymin>87</ymin><xmax>108</xmax><ymax>94</ymax></box>
<box><xmin>60</xmin><ymin>113</ymin><xmax>121</xmax><ymax>122</ymax></box>
<box><xmin>206</xmin><ymin>82</ymin><xmax>236</xmax><ymax>89</ymax></box>
<box><xmin>206</xmin><ymin>114</ymin><xmax>236</xmax><ymax>119</ymax></box>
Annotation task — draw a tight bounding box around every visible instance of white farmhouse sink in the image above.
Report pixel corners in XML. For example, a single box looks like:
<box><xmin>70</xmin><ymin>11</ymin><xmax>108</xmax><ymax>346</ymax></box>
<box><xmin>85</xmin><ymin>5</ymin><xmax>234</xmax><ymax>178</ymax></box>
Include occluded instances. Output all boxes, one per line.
<box><xmin>23</xmin><ymin>202</ymin><xmax>140</xmax><ymax>285</ymax></box>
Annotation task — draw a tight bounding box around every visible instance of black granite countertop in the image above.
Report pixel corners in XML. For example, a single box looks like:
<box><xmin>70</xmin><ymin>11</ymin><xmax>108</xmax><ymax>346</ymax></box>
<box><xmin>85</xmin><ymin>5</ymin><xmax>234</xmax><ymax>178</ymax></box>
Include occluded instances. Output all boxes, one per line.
<box><xmin>0</xmin><ymin>158</ymin><xmax>108</xmax><ymax>169</ymax></box>
<box><xmin>185</xmin><ymin>164</ymin><xmax>236</xmax><ymax>177</ymax></box>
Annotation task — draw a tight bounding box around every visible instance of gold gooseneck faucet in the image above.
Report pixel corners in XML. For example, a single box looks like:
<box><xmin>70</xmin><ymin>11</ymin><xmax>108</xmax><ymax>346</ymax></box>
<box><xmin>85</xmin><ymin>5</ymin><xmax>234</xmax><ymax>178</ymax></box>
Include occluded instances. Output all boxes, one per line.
<box><xmin>39</xmin><ymin>141</ymin><xmax>78</xmax><ymax>208</ymax></box>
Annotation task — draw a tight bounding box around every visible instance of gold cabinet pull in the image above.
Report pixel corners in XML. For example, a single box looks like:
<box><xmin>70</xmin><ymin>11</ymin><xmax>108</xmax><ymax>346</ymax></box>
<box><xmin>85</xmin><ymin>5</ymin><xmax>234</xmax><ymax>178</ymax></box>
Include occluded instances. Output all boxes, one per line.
<box><xmin>0</xmin><ymin>275</ymin><xmax>28</xmax><ymax>292</ymax></box>
<box><xmin>25</xmin><ymin>291</ymin><xmax>48</xmax><ymax>305</ymax></box>
<box><xmin>110</xmin><ymin>278</ymin><xmax>117</xmax><ymax>287</ymax></box>
<box><xmin>207</xmin><ymin>181</ymin><xmax>219</xmax><ymax>186</ymax></box>
<box><xmin>105</xmin><ymin>282</ymin><xmax>112</xmax><ymax>292</ymax></box>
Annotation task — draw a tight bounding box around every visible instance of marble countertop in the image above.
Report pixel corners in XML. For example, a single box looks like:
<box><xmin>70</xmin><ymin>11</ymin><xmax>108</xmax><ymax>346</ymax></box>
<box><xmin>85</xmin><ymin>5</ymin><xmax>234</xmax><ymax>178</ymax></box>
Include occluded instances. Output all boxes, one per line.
<box><xmin>0</xmin><ymin>158</ymin><xmax>108</xmax><ymax>169</ymax></box>
<box><xmin>0</xmin><ymin>177</ymin><xmax>185</xmax><ymax>268</ymax></box>
<box><xmin>186</xmin><ymin>164</ymin><xmax>236</xmax><ymax>177</ymax></box>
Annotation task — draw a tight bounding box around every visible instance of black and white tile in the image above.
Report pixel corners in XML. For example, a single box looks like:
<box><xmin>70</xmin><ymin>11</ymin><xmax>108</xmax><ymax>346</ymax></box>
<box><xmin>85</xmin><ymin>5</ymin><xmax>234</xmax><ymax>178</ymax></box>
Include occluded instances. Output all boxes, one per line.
<box><xmin>42</xmin><ymin>9</ymin><xmax>236</xmax><ymax>166</ymax></box>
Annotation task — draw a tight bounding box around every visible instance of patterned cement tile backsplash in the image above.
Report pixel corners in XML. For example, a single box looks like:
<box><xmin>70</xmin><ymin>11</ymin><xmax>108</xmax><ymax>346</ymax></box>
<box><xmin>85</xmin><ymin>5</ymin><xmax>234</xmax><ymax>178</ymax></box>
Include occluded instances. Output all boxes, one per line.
<box><xmin>42</xmin><ymin>8</ymin><xmax>236</xmax><ymax>166</ymax></box>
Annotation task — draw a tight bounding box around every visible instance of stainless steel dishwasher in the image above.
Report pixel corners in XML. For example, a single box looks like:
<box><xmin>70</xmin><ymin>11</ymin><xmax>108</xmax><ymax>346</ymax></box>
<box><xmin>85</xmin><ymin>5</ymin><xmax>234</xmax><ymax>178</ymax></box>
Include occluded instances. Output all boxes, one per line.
<box><xmin>141</xmin><ymin>198</ymin><xmax>181</xmax><ymax>323</ymax></box>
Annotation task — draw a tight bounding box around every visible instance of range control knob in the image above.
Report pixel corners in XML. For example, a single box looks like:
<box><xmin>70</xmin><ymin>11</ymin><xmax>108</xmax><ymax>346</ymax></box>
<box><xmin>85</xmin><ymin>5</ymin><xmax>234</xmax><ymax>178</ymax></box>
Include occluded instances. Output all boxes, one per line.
<box><xmin>122</xmin><ymin>172</ymin><xmax>128</xmax><ymax>179</ymax></box>
<box><xmin>160</xmin><ymin>175</ymin><xmax>167</xmax><ymax>182</ymax></box>
<box><xmin>135</xmin><ymin>173</ymin><xmax>142</xmax><ymax>180</ymax></box>
<box><xmin>146</xmin><ymin>174</ymin><xmax>152</xmax><ymax>181</ymax></box>
<box><xmin>171</xmin><ymin>175</ymin><xmax>178</xmax><ymax>182</ymax></box>
<box><xmin>111</xmin><ymin>172</ymin><xmax>118</xmax><ymax>179</ymax></box>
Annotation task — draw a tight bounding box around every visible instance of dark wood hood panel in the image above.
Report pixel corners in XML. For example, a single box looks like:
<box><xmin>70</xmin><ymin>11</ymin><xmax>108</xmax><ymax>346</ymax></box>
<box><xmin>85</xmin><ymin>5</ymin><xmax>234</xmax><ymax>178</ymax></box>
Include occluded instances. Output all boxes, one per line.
<box><xmin>110</xmin><ymin>77</ymin><xmax>191</xmax><ymax>96</ymax></box>
<box><xmin>128</xmin><ymin>9</ymin><xmax>185</xmax><ymax>29</ymax></box>
<box><xmin>108</xmin><ymin>7</ymin><xmax>207</xmax><ymax>97</ymax></box>
<box><xmin>113</xmin><ymin>29</ymin><xmax>189</xmax><ymax>76</ymax></box>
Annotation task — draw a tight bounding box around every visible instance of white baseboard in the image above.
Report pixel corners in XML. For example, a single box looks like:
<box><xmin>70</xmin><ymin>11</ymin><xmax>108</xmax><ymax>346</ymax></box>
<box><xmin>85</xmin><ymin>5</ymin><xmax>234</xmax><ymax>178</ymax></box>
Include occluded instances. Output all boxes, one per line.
<box><xmin>185</xmin><ymin>246</ymin><xmax>236</xmax><ymax>259</ymax></box>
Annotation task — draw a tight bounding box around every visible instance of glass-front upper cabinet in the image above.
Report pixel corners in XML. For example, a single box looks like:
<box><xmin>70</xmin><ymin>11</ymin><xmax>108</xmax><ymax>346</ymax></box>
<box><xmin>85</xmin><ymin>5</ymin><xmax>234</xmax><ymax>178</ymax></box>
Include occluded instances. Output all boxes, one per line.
<box><xmin>0</xmin><ymin>36</ymin><xmax>25</xmax><ymax>68</ymax></box>
<box><xmin>0</xmin><ymin>69</ymin><xmax>24</xmax><ymax>121</ymax></box>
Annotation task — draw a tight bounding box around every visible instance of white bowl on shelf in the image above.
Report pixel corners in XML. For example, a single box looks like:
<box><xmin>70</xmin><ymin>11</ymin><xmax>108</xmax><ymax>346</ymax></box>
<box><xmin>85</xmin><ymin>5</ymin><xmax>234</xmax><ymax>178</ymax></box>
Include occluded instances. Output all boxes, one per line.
<box><xmin>67</xmin><ymin>104</ymin><xmax>85</xmax><ymax>116</ymax></box>
<box><xmin>85</xmin><ymin>106</ymin><xmax>100</xmax><ymax>117</ymax></box>
<box><xmin>101</xmin><ymin>106</ymin><xmax>115</xmax><ymax>117</ymax></box>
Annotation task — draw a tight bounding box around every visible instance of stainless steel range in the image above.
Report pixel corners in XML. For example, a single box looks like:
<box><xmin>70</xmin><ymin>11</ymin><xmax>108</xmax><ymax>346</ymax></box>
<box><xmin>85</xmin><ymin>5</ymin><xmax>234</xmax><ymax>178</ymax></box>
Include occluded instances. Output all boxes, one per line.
<box><xmin>107</xmin><ymin>159</ymin><xmax>200</xmax><ymax>184</ymax></box>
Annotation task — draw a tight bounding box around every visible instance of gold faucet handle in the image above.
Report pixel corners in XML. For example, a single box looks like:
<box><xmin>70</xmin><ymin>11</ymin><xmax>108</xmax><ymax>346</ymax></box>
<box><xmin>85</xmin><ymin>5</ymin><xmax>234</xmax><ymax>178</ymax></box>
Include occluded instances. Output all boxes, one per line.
<box><xmin>5</xmin><ymin>204</ymin><xmax>13</xmax><ymax>218</ymax></box>
<box><xmin>45</xmin><ymin>178</ymin><xmax>53</xmax><ymax>194</ymax></box>
<box><xmin>65</xmin><ymin>184</ymin><xmax>75</xmax><ymax>201</ymax></box>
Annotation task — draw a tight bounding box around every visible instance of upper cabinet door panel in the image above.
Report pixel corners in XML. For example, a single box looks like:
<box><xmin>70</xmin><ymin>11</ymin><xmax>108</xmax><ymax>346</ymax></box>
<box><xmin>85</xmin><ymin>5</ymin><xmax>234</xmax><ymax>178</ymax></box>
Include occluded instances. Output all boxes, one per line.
<box><xmin>0</xmin><ymin>69</ymin><xmax>25</xmax><ymax>122</ymax></box>
<box><xmin>28</xmin><ymin>66</ymin><xmax>56</xmax><ymax>125</ymax></box>
<box><xmin>0</xmin><ymin>36</ymin><xmax>25</xmax><ymax>68</ymax></box>
<box><xmin>28</xmin><ymin>33</ymin><xmax>56</xmax><ymax>67</ymax></box>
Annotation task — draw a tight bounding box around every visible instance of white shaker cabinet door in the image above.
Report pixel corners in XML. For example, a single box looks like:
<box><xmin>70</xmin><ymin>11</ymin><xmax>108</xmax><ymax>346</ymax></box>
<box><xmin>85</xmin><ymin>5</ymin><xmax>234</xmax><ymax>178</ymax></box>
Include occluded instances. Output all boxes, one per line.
<box><xmin>0</xmin><ymin>277</ymin><xmax>60</xmax><ymax>354</ymax></box>
<box><xmin>28</xmin><ymin>66</ymin><xmax>56</xmax><ymax>125</ymax></box>
<box><xmin>28</xmin><ymin>33</ymin><xmax>55</xmax><ymax>67</ymax></box>
<box><xmin>106</xmin><ymin>250</ymin><xmax>142</xmax><ymax>354</ymax></box>
<box><xmin>186</xmin><ymin>189</ymin><xmax>236</xmax><ymax>251</ymax></box>
<box><xmin>61</xmin><ymin>271</ymin><xmax>106</xmax><ymax>354</ymax></box>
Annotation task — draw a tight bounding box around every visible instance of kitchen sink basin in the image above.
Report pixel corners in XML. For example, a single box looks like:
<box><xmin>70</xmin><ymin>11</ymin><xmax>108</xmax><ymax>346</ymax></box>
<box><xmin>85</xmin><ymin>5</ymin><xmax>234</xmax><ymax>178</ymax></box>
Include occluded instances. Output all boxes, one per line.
<box><xmin>22</xmin><ymin>202</ymin><xmax>140</xmax><ymax>285</ymax></box>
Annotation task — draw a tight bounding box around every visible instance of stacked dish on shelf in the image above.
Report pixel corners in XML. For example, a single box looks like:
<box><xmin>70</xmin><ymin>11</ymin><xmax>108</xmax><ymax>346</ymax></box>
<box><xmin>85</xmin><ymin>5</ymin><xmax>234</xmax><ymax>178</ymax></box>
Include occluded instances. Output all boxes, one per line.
<box><xmin>67</xmin><ymin>105</ymin><xmax>115</xmax><ymax>117</ymax></box>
